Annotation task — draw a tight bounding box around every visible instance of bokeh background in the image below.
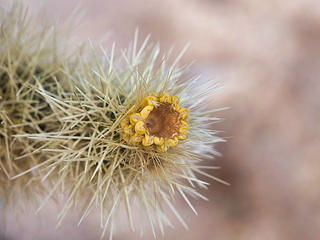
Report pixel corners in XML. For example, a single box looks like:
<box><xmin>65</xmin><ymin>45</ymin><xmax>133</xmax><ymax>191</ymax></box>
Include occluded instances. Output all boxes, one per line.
<box><xmin>1</xmin><ymin>0</ymin><xmax>320</xmax><ymax>239</ymax></box>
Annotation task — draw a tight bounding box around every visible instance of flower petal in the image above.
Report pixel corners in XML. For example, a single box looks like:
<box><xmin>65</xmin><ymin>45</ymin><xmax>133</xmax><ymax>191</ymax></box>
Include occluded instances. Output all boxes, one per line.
<box><xmin>154</xmin><ymin>136</ymin><xmax>164</xmax><ymax>145</ymax></box>
<box><xmin>132</xmin><ymin>133</ymin><xmax>144</xmax><ymax>143</ymax></box>
<box><xmin>121</xmin><ymin>117</ymin><xmax>130</xmax><ymax>128</ymax></box>
<box><xmin>159</xmin><ymin>93</ymin><xmax>172</xmax><ymax>103</ymax></box>
<box><xmin>142</xmin><ymin>135</ymin><xmax>154</xmax><ymax>146</ymax></box>
<box><xmin>130</xmin><ymin>113</ymin><xmax>143</xmax><ymax>125</ymax></box>
<box><xmin>135</xmin><ymin>121</ymin><xmax>146</xmax><ymax>134</ymax></box>
<box><xmin>168</xmin><ymin>136</ymin><xmax>179</xmax><ymax>147</ymax></box>
<box><xmin>171</xmin><ymin>96</ymin><xmax>180</xmax><ymax>105</ymax></box>
<box><xmin>142</xmin><ymin>95</ymin><xmax>158</xmax><ymax>108</ymax></box>
<box><xmin>178</xmin><ymin>108</ymin><xmax>188</xmax><ymax>119</ymax></box>
<box><xmin>140</xmin><ymin>105</ymin><xmax>154</xmax><ymax>119</ymax></box>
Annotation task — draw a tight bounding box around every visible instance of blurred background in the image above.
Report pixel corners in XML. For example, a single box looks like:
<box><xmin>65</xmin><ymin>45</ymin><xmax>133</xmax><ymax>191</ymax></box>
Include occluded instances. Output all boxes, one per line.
<box><xmin>1</xmin><ymin>0</ymin><xmax>320</xmax><ymax>239</ymax></box>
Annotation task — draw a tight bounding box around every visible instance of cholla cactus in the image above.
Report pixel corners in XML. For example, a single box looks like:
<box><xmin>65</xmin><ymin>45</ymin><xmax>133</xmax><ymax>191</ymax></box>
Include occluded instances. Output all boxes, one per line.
<box><xmin>2</xmin><ymin>3</ymin><xmax>226</xmax><ymax>239</ymax></box>
<box><xmin>19</xmin><ymin>30</ymin><xmax>227</xmax><ymax>238</ymax></box>
<box><xmin>0</xmin><ymin>4</ymin><xmax>77</xmax><ymax>207</ymax></box>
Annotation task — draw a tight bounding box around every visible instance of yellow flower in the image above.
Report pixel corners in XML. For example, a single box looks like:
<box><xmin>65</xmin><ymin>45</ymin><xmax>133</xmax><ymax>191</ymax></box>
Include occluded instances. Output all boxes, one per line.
<box><xmin>121</xmin><ymin>93</ymin><xmax>188</xmax><ymax>152</ymax></box>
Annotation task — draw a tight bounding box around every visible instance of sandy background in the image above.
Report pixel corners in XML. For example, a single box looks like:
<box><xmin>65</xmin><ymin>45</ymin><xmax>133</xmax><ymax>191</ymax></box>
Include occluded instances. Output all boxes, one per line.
<box><xmin>1</xmin><ymin>0</ymin><xmax>320</xmax><ymax>239</ymax></box>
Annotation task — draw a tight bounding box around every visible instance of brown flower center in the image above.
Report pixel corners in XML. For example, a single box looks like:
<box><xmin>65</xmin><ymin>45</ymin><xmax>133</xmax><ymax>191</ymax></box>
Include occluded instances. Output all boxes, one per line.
<box><xmin>144</xmin><ymin>103</ymin><xmax>181</xmax><ymax>139</ymax></box>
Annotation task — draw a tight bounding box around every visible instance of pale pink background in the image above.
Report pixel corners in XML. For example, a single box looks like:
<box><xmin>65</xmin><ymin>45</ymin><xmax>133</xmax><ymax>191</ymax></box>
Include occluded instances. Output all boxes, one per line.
<box><xmin>1</xmin><ymin>0</ymin><xmax>320</xmax><ymax>239</ymax></box>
